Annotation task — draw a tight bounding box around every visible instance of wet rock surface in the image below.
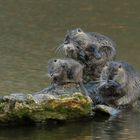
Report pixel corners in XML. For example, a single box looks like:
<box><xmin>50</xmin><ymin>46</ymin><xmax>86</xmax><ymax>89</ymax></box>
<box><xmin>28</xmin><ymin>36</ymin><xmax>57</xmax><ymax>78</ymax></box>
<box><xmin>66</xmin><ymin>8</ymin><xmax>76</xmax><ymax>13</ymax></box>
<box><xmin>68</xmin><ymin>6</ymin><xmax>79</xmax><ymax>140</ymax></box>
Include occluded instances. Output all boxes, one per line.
<box><xmin>0</xmin><ymin>84</ymin><xmax>93</xmax><ymax>125</ymax></box>
<box><xmin>0</xmin><ymin>82</ymin><xmax>136</xmax><ymax>125</ymax></box>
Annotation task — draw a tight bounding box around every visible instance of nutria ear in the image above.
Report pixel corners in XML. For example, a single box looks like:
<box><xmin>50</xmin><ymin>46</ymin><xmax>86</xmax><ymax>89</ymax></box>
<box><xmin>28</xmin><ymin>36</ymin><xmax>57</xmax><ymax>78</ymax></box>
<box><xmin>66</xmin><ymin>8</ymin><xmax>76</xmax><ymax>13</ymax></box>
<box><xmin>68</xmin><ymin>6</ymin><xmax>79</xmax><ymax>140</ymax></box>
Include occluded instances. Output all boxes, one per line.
<box><xmin>53</xmin><ymin>59</ymin><xmax>57</xmax><ymax>62</ymax></box>
<box><xmin>90</xmin><ymin>44</ymin><xmax>102</xmax><ymax>60</ymax></box>
<box><xmin>118</xmin><ymin>64</ymin><xmax>122</xmax><ymax>68</ymax></box>
<box><xmin>100</xmin><ymin>45</ymin><xmax>112</xmax><ymax>51</ymax></box>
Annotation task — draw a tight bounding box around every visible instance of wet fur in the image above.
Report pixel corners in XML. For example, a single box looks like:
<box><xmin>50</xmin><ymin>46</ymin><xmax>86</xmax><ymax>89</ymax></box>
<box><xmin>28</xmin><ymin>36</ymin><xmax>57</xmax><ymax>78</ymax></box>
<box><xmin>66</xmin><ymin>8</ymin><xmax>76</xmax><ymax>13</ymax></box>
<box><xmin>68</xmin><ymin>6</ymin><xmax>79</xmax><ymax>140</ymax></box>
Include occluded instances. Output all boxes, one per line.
<box><xmin>48</xmin><ymin>58</ymin><xmax>89</xmax><ymax>96</ymax></box>
<box><xmin>99</xmin><ymin>61</ymin><xmax>140</xmax><ymax>107</ymax></box>
<box><xmin>62</xmin><ymin>28</ymin><xmax>116</xmax><ymax>64</ymax></box>
<box><xmin>60</xmin><ymin>28</ymin><xmax>117</xmax><ymax>81</ymax></box>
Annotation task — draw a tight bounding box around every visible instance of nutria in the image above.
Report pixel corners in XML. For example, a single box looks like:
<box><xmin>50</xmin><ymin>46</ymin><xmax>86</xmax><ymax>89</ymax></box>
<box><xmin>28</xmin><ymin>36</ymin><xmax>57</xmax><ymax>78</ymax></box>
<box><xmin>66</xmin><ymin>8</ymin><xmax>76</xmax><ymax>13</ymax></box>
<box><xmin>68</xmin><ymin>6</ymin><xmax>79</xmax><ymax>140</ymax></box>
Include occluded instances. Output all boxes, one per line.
<box><xmin>48</xmin><ymin>58</ymin><xmax>89</xmax><ymax>96</ymax></box>
<box><xmin>59</xmin><ymin>28</ymin><xmax>117</xmax><ymax>81</ymax></box>
<box><xmin>61</xmin><ymin>28</ymin><xmax>116</xmax><ymax>63</ymax></box>
<box><xmin>98</xmin><ymin>61</ymin><xmax>140</xmax><ymax>108</ymax></box>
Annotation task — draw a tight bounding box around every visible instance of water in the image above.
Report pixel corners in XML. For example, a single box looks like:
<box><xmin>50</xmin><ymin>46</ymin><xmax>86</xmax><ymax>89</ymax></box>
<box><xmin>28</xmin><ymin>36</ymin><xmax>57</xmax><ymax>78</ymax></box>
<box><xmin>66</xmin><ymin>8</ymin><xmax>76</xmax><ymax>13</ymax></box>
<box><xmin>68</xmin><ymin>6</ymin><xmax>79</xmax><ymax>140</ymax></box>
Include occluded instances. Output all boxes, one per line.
<box><xmin>0</xmin><ymin>0</ymin><xmax>140</xmax><ymax>139</ymax></box>
<box><xmin>1</xmin><ymin>112</ymin><xmax>140</xmax><ymax>140</ymax></box>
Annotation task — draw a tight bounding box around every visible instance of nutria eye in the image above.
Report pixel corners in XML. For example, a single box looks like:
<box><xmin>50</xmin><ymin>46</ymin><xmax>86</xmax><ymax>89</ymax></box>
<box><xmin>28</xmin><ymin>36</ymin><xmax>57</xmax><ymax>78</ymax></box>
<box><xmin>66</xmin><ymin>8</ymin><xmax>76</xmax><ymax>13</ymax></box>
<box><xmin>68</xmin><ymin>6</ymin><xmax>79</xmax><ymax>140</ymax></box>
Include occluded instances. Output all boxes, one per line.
<box><xmin>61</xmin><ymin>65</ymin><xmax>66</xmax><ymax>69</ymax></box>
<box><xmin>119</xmin><ymin>65</ymin><xmax>122</xmax><ymax>68</ymax></box>
<box><xmin>54</xmin><ymin>60</ymin><xmax>57</xmax><ymax>62</ymax></box>
<box><xmin>76</xmin><ymin>46</ymin><xmax>80</xmax><ymax>49</ymax></box>
<box><xmin>77</xmin><ymin>28</ymin><xmax>82</xmax><ymax>32</ymax></box>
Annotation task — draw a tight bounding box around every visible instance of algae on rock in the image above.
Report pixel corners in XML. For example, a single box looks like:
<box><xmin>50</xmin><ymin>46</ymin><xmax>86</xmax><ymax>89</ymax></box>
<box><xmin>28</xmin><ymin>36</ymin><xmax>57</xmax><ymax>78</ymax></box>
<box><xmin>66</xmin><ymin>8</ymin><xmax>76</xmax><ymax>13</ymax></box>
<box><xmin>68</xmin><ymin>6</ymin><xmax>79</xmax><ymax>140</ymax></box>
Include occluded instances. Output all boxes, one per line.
<box><xmin>0</xmin><ymin>86</ymin><xmax>93</xmax><ymax>125</ymax></box>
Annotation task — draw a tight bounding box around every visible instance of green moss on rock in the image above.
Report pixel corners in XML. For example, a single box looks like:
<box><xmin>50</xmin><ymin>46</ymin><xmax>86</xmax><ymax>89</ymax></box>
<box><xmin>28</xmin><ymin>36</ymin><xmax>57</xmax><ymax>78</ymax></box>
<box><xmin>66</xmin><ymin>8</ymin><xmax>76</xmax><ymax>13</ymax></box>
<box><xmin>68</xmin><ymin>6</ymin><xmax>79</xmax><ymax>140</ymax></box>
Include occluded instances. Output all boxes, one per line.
<box><xmin>0</xmin><ymin>92</ymin><xmax>92</xmax><ymax>124</ymax></box>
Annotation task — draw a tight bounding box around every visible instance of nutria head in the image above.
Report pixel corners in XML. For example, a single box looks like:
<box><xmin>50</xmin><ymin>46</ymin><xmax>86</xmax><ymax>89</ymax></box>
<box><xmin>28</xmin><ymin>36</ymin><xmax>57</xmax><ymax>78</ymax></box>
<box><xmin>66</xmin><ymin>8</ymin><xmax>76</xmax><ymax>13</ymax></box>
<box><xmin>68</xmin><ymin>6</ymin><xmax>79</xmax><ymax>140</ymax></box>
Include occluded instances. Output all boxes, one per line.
<box><xmin>63</xmin><ymin>39</ymin><xmax>79</xmax><ymax>59</ymax></box>
<box><xmin>65</xmin><ymin>28</ymin><xmax>84</xmax><ymax>37</ymax></box>
<box><xmin>84</xmin><ymin>44</ymin><xmax>102</xmax><ymax>62</ymax></box>
<box><xmin>60</xmin><ymin>28</ymin><xmax>116</xmax><ymax>67</ymax></box>
<box><xmin>64</xmin><ymin>28</ymin><xmax>92</xmax><ymax>47</ymax></box>
<box><xmin>62</xmin><ymin>28</ymin><xmax>92</xmax><ymax>59</ymax></box>
<box><xmin>84</xmin><ymin>43</ymin><xmax>116</xmax><ymax>66</ymax></box>
<box><xmin>48</xmin><ymin>59</ymin><xmax>68</xmax><ymax>83</ymax></box>
<box><xmin>101</xmin><ymin>61</ymin><xmax>127</xmax><ymax>85</ymax></box>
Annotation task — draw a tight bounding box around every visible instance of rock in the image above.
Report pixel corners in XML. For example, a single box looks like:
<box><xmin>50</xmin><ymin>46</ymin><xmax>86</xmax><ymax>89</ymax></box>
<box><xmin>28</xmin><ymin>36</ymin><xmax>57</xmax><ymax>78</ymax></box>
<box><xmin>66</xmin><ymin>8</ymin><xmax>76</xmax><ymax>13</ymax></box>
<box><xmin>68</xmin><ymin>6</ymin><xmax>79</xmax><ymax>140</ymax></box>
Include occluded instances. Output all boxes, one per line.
<box><xmin>0</xmin><ymin>82</ymin><xmax>126</xmax><ymax>125</ymax></box>
<box><xmin>0</xmin><ymin>84</ymin><xmax>93</xmax><ymax>125</ymax></box>
<box><xmin>93</xmin><ymin>104</ymin><xmax>121</xmax><ymax>116</ymax></box>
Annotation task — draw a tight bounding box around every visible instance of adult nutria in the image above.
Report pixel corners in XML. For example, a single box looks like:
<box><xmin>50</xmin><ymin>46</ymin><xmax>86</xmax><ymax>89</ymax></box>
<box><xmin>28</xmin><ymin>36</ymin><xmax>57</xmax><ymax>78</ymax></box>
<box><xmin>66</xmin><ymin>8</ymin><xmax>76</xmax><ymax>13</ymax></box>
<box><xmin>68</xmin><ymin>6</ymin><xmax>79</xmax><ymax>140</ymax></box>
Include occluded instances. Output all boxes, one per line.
<box><xmin>98</xmin><ymin>61</ymin><xmax>140</xmax><ymax>108</ymax></box>
<box><xmin>61</xmin><ymin>28</ymin><xmax>116</xmax><ymax>63</ymax></box>
<box><xmin>48</xmin><ymin>58</ymin><xmax>89</xmax><ymax>96</ymax></box>
<box><xmin>59</xmin><ymin>28</ymin><xmax>117</xmax><ymax>81</ymax></box>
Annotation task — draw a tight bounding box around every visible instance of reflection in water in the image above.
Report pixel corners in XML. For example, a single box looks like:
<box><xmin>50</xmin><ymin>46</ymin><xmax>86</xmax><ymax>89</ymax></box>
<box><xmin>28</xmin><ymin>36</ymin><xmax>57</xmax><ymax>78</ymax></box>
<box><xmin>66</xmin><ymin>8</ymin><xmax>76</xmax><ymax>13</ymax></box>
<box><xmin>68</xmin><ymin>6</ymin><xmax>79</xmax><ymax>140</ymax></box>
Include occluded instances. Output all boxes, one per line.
<box><xmin>0</xmin><ymin>0</ymin><xmax>140</xmax><ymax>140</ymax></box>
<box><xmin>0</xmin><ymin>112</ymin><xmax>140</xmax><ymax>140</ymax></box>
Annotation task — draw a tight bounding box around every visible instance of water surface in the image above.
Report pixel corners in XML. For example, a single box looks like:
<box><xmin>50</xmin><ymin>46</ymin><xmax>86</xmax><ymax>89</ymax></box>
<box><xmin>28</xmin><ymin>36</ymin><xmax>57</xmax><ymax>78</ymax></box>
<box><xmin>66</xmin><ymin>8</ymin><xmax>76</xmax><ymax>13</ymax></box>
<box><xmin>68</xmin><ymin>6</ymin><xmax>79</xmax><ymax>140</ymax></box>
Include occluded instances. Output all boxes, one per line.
<box><xmin>0</xmin><ymin>0</ymin><xmax>140</xmax><ymax>139</ymax></box>
<box><xmin>1</xmin><ymin>112</ymin><xmax>140</xmax><ymax>140</ymax></box>
<box><xmin>0</xmin><ymin>0</ymin><xmax>140</xmax><ymax>94</ymax></box>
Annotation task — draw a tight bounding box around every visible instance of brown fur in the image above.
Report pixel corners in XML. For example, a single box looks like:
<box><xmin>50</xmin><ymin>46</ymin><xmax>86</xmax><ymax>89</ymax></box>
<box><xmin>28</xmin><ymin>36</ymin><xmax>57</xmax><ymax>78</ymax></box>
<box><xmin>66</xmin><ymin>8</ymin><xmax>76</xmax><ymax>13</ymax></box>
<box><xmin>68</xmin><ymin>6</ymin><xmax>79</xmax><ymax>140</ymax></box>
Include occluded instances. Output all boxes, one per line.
<box><xmin>61</xmin><ymin>28</ymin><xmax>117</xmax><ymax>82</ymax></box>
<box><xmin>48</xmin><ymin>58</ymin><xmax>89</xmax><ymax>96</ymax></box>
<box><xmin>99</xmin><ymin>61</ymin><xmax>140</xmax><ymax>108</ymax></box>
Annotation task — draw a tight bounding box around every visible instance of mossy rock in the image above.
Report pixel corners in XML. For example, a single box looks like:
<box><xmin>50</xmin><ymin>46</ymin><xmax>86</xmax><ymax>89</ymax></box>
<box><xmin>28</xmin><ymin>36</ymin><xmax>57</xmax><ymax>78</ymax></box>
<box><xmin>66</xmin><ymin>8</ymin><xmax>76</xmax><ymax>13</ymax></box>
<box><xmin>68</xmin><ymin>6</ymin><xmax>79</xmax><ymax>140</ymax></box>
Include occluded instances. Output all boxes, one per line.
<box><xmin>0</xmin><ymin>91</ymin><xmax>92</xmax><ymax>125</ymax></box>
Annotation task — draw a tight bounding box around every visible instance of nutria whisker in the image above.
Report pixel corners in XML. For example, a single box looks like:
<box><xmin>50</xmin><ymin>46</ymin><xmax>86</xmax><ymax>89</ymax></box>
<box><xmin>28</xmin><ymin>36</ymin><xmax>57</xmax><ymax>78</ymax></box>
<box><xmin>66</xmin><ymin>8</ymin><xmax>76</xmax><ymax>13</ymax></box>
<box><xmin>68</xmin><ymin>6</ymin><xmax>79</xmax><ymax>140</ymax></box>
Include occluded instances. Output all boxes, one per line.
<box><xmin>54</xmin><ymin>45</ymin><xmax>62</xmax><ymax>52</ymax></box>
<box><xmin>55</xmin><ymin>44</ymin><xmax>63</xmax><ymax>54</ymax></box>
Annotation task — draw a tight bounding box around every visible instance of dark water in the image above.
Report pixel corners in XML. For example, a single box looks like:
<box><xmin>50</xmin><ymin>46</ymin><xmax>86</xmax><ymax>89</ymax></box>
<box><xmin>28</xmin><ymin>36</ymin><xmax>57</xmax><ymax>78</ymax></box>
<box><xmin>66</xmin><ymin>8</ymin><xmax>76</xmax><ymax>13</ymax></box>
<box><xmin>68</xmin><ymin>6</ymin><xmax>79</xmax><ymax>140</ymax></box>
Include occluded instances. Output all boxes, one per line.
<box><xmin>1</xmin><ymin>112</ymin><xmax>140</xmax><ymax>140</ymax></box>
<box><xmin>0</xmin><ymin>0</ymin><xmax>140</xmax><ymax>139</ymax></box>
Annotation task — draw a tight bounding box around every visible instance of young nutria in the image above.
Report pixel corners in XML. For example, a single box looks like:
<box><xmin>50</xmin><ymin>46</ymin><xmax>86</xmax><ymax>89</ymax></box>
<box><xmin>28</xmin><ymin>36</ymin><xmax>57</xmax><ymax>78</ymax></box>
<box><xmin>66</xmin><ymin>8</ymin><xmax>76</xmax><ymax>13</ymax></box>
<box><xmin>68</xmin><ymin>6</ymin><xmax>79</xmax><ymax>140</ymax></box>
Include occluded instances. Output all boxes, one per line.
<box><xmin>48</xmin><ymin>58</ymin><xmax>89</xmax><ymax>96</ymax></box>
<box><xmin>98</xmin><ymin>61</ymin><xmax>140</xmax><ymax>108</ymax></box>
<box><xmin>59</xmin><ymin>28</ymin><xmax>117</xmax><ymax>81</ymax></box>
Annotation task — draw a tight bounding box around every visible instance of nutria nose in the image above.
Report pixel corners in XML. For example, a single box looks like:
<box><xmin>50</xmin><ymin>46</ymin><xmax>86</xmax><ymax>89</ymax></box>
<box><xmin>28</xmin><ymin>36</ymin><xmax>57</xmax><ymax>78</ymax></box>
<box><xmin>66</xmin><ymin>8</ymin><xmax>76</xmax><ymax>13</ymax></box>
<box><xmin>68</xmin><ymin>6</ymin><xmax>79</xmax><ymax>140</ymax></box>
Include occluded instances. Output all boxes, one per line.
<box><xmin>95</xmin><ymin>53</ymin><xmax>102</xmax><ymax>59</ymax></box>
<box><xmin>64</xmin><ymin>40</ymin><xmax>69</xmax><ymax>44</ymax></box>
<box><xmin>67</xmin><ymin>46</ymin><xmax>74</xmax><ymax>51</ymax></box>
<box><xmin>111</xmin><ymin>67</ymin><xmax>118</xmax><ymax>74</ymax></box>
<box><xmin>91</xmin><ymin>45</ymin><xmax>101</xmax><ymax>59</ymax></box>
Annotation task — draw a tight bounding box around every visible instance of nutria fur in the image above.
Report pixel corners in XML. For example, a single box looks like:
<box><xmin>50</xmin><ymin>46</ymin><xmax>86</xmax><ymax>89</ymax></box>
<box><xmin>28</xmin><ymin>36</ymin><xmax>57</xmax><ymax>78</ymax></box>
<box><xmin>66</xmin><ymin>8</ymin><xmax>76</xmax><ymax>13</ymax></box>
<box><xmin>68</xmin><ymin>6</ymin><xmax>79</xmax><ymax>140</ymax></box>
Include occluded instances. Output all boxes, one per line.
<box><xmin>48</xmin><ymin>58</ymin><xmax>89</xmax><ymax>96</ymax></box>
<box><xmin>62</xmin><ymin>28</ymin><xmax>116</xmax><ymax>63</ymax></box>
<box><xmin>98</xmin><ymin>61</ymin><xmax>140</xmax><ymax>108</ymax></box>
<box><xmin>60</xmin><ymin>28</ymin><xmax>117</xmax><ymax>81</ymax></box>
